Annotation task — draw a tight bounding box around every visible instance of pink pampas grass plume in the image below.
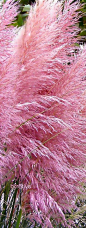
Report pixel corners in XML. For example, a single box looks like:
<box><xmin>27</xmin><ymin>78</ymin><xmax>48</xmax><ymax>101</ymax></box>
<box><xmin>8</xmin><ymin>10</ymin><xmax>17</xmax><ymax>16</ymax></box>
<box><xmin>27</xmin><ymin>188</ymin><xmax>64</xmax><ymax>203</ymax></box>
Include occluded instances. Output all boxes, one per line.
<box><xmin>0</xmin><ymin>0</ymin><xmax>18</xmax><ymax>67</ymax></box>
<box><xmin>0</xmin><ymin>0</ymin><xmax>86</xmax><ymax>226</ymax></box>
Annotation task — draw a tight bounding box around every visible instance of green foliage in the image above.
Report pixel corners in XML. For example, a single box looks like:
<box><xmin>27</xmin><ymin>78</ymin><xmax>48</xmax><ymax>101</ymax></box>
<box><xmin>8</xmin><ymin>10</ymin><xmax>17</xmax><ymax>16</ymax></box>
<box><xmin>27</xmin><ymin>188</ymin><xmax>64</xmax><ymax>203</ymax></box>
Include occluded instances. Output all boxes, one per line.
<box><xmin>15</xmin><ymin>3</ymin><xmax>31</xmax><ymax>27</ymax></box>
<box><xmin>79</xmin><ymin>0</ymin><xmax>86</xmax><ymax>41</ymax></box>
<box><xmin>3</xmin><ymin>0</ymin><xmax>86</xmax><ymax>39</ymax></box>
<box><xmin>15</xmin><ymin>209</ymin><xmax>22</xmax><ymax>228</ymax></box>
<box><xmin>15</xmin><ymin>0</ymin><xmax>35</xmax><ymax>27</ymax></box>
<box><xmin>0</xmin><ymin>180</ymin><xmax>22</xmax><ymax>228</ymax></box>
<box><xmin>0</xmin><ymin>181</ymin><xmax>86</xmax><ymax>227</ymax></box>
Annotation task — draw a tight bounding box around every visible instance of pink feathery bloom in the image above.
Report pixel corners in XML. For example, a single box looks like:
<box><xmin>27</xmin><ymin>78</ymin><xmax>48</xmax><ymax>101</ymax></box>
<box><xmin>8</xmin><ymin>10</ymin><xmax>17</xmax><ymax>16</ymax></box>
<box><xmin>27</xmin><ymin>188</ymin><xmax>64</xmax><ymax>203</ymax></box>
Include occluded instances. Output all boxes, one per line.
<box><xmin>0</xmin><ymin>0</ymin><xmax>86</xmax><ymax>227</ymax></box>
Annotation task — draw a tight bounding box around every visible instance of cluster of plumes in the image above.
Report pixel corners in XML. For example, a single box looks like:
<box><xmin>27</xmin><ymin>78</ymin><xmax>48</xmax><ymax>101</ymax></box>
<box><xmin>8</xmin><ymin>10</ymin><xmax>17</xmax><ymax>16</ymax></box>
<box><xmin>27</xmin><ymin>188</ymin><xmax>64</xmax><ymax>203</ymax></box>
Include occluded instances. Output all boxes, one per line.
<box><xmin>0</xmin><ymin>0</ymin><xmax>86</xmax><ymax>227</ymax></box>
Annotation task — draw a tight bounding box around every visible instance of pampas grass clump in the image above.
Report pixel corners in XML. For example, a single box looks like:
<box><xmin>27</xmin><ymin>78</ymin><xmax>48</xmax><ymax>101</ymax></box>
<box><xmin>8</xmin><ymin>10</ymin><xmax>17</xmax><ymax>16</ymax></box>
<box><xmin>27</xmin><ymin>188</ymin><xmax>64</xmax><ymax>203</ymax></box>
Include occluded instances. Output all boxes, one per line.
<box><xmin>0</xmin><ymin>0</ymin><xmax>86</xmax><ymax>227</ymax></box>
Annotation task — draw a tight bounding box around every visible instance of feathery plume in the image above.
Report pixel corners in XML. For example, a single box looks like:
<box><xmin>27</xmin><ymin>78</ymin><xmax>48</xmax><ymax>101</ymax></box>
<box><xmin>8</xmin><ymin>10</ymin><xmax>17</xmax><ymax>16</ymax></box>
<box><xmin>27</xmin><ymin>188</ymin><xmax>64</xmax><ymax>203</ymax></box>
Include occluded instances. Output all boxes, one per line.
<box><xmin>0</xmin><ymin>0</ymin><xmax>86</xmax><ymax>226</ymax></box>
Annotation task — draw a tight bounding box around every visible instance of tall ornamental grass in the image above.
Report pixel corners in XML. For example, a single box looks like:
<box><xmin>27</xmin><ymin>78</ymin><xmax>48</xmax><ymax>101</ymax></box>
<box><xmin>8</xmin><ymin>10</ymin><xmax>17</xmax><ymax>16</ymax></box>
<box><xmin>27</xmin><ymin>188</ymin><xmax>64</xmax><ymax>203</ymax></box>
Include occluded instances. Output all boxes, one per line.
<box><xmin>0</xmin><ymin>0</ymin><xmax>86</xmax><ymax>227</ymax></box>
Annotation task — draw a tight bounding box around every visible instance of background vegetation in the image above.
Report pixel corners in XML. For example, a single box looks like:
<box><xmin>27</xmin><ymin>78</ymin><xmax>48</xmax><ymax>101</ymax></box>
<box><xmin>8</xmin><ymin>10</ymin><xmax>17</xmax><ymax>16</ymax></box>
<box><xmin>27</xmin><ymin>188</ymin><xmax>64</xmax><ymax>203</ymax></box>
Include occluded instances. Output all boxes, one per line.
<box><xmin>3</xmin><ymin>0</ymin><xmax>86</xmax><ymax>40</ymax></box>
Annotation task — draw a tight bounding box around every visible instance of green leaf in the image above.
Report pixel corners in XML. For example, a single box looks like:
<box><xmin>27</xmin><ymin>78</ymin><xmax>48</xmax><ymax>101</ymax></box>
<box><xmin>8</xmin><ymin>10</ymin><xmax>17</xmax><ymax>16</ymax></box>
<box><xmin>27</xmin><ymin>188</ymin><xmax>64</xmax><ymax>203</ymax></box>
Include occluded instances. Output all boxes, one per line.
<box><xmin>0</xmin><ymin>181</ymin><xmax>11</xmax><ymax>226</ymax></box>
<box><xmin>23</xmin><ymin>4</ymin><xmax>31</xmax><ymax>12</ymax></box>
<box><xmin>80</xmin><ymin>29</ymin><xmax>86</xmax><ymax>36</ymax></box>
<box><xmin>15</xmin><ymin>209</ymin><xmax>22</xmax><ymax>228</ymax></box>
<box><xmin>17</xmin><ymin>14</ymin><xmax>24</xmax><ymax>26</ymax></box>
<box><xmin>8</xmin><ymin>187</ymin><xmax>18</xmax><ymax>228</ymax></box>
